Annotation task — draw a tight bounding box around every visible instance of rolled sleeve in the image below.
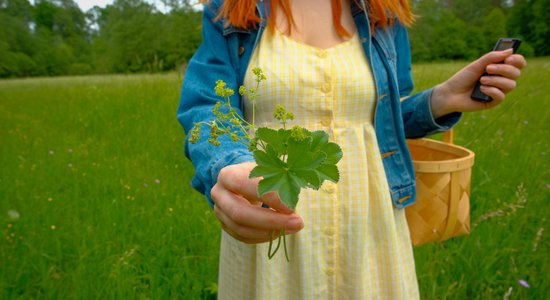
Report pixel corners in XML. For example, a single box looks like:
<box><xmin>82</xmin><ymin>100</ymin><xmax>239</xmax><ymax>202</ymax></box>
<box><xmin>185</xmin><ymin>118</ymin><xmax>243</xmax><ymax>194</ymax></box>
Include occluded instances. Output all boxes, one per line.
<box><xmin>402</xmin><ymin>88</ymin><xmax>462</xmax><ymax>138</ymax></box>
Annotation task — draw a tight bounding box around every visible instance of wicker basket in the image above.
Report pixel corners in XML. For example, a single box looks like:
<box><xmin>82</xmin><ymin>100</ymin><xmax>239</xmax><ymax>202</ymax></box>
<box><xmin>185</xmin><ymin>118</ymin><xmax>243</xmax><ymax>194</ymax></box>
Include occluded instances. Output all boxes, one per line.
<box><xmin>405</xmin><ymin>130</ymin><xmax>475</xmax><ymax>246</ymax></box>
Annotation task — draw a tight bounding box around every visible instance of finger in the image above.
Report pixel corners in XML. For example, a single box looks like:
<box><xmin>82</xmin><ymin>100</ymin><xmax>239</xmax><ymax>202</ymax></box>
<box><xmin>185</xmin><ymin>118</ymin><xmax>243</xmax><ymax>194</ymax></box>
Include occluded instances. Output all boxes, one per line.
<box><xmin>479</xmin><ymin>85</ymin><xmax>505</xmax><ymax>104</ymax></box>
<box><xmin>479</xmin><ymin>75</ymin><xmax>517</xmax><ymax>94</ymax></box>
<box><xmin>212</xmin><ymin>185</ymin><xmax>304</xmax><ymax>231</ymax></box>
<box><xmin>504</xmin><ymin>54</ymin><xmax>527</xmax><ymax>69</ymax></box>
<box><xmin>215</xmin><ymin>206</ymin><xmax>274</xmax><ymax>243</ymax></box>
<box><xmin>485</xmin><ymin>63</ymin><xmax>522</xmax><ymax>80</ymax></box>
<box><xmin>467</xmin><ymin>49</ymin><xmax>514</xmax><ymax>75</ymax></box>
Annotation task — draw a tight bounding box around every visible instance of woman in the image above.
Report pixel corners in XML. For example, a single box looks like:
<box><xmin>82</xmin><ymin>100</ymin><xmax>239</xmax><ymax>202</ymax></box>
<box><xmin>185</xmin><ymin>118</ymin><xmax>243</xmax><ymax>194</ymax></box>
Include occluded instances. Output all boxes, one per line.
<box><xmin>177</xmin><ymin>0</ymin><xmax>526</xmax><ymax>298</ymax></box>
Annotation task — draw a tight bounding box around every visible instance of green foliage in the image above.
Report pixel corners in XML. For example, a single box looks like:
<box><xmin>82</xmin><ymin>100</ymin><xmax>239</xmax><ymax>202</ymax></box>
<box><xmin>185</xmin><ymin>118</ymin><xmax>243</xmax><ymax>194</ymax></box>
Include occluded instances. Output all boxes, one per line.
<box><xmin>410</xmin><ymin>58</ymin><xmax>550</xmax><ymax>299</ymax></box>
<box><xmin>1</xmin><ymin>0</ymin><xmax>550</xmax><ymax>76</ymax></box>
<box><xmin>190</xmin><ymin>70</ymin><xmax>343</xmax><ymax>261</ymax></box>
<box><xmin>0</xmin><ymin>0</ymin><xmax>201</xmax><ymax>77</ymax></box>
<box><xmin>250</xmin><ymin>128</ymin><xmax>342</xmax><ymax>209</ymax></box>
<box><xmin>0</xmin><ymin>59</ymin><xmax>549</xmax><ymax>297</ymax></box>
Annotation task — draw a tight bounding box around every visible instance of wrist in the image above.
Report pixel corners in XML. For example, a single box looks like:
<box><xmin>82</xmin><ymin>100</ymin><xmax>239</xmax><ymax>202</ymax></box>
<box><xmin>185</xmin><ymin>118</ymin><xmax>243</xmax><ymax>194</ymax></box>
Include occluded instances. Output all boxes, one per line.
<box><xmin>430</xmin><ymin>83</ymin><xmax>454</xmax><ymax>119</ymax></box>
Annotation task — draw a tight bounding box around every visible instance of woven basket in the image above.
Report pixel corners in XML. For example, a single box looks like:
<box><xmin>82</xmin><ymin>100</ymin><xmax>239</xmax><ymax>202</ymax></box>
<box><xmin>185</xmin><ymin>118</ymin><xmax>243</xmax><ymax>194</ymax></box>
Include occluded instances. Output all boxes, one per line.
<box><xmin>405</xmin><ymin>130</ymin><xmax>475</xmax><ymax>246</ymax></box>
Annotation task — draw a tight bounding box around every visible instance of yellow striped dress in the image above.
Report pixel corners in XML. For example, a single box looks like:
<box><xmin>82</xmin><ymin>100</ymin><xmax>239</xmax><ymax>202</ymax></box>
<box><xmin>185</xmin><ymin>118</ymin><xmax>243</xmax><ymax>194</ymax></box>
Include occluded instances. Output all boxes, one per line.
<box><xmin>217</xmin><ymin>28</ymin><xmax>420</xmax><ymax>299</ymax></box>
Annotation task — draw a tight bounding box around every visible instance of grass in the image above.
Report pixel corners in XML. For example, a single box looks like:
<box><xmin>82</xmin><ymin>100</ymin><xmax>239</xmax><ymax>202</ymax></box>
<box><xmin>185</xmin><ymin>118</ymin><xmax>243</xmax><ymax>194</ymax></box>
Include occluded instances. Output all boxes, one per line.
<box><xmin>1</xmin><ymin>58</ymin><xmax>549</xmax><ymax>299</ymax></box>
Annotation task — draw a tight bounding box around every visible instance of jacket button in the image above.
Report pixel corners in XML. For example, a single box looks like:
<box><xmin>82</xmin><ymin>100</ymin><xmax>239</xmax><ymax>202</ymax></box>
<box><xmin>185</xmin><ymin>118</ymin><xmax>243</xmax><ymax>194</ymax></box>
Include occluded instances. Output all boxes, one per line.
<box><xmin>238</xmin><ymin>46</ymin><xmax>245</xmax><ymax>56</ymax></box>
<box><xmin>321</xmin><ymin>117</ymin><xmax>331</xmax><ymax>127</ymax></box>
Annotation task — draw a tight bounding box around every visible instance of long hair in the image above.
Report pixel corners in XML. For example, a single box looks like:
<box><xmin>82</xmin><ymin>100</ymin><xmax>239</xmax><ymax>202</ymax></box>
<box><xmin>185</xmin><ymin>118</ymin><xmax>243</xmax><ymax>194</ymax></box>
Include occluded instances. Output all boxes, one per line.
<box><xmin>208</xmin><ymin>0</ymin><xmax>414</xmax><ymax>36</ymax></box>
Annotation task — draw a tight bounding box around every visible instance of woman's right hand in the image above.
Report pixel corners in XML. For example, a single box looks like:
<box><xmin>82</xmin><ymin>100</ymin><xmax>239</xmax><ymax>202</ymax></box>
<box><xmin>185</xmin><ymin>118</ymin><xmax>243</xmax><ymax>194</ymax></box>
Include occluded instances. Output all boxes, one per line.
<box><xmin>211</xmin><ymin>162</ymin><xmax>305</xmax><ymax>243</ymax></box>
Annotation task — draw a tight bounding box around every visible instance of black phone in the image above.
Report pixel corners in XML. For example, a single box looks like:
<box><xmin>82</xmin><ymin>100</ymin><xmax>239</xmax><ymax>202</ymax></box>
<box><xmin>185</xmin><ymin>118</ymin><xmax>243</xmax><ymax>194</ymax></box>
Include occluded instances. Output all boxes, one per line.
<box><xmin>471</xmin><ymin>38</ymin><xmax>522</xmax><ymax>102</ymax></box>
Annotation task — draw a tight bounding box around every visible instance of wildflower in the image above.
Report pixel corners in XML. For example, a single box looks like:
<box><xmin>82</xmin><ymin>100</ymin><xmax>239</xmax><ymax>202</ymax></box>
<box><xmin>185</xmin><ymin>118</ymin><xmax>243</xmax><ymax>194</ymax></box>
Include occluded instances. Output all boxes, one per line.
<box><xmin>68</xmin><ymin>163</ymin><xmax>73</xmax><ymax>168</ymax></box>
<box><xmin>274</xmin><ymin>105</ymin><xmax>287</xmax><ymax>121</ymax></box>
<box><xmin>155</xmin><ymin>179</ymin><xmax>160</xmax><ymax>184</ymax></box>
<box><xmin>7</xmin><ymin>210</ymin><xmax>20</xmax><ymax>220</ymax></box>
<box><xmin>168</xmin><ymin>208</ymin><xmax>174</xmax><ymax>212</ymax></box>
<box><xmin>230</xmin><ymin>117</ymin><xmax>242</xmax><ymax>126</ymax></box>
<box><xmin>523</xmin><ymin>120</ymin><xmax>528</xmax><ymax>125</ymax></box>
<box><xmin>68</xmin><ymin>148</ymin><xmax>73</xmax><ymax>152</ymax></box>
<box><xmin>51</xmin><ymin>225</ymin><xmax>56</xmax><ymax>230</ymax></box>
<box><xmin>143</xmin><ymin>183</ymin><xmax>149</xmax><ymax>187</ymax></box>
<box><xmin>189</xmin><ymin>125</ymin><xmax>201</xmax><ymax>144</ymax></box>
<box><xmin>208</xmin><ymin>136</ymin><xmax>221</xmax><ymax>146</ymax></box>
<box><xmin>252</xmin><ymin>67</ymin><xmax>267</xmax><ymax>83</ymax></box>
<box><xmin>214</xmin><ymin>80</ymin><xmax>234</xmax><ymax>98</ymax></box>
<box><xmin>518</xmin><ymin>279</ymin><xmax>530</xmax><ymax>288</ymax></box>
<box><xmin>546</xmin><ymin>184</ymin><xmax>550</xmax><ymax>190</ymax></box>
<box><xmin>48</xmin><ymin>197</ymin><xmax>53</xmax><ymax>202</ymax></box>
<box><xmin>290</xmin><ymin>126</ymin><xmax>308</xmax><ymax>141</ymax></box>
<box><xmin>212</xmin><ymin>101</ymin><xmax>221</xmax><ymax>115</ymax></box>
<box><xmin>49</xmin><ymin>150</ymin><xmax>54</xmax><ymax>155</ymax></box>
<box><xmin>238</xmin><ymin>86</ymin><xmax>247</xmax><ymax>96</ymax></box>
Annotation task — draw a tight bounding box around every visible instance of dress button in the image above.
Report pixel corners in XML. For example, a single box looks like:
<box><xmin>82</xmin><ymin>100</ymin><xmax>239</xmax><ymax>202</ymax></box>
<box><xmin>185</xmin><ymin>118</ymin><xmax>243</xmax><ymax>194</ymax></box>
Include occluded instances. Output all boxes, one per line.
<box><xmin>324</xmin><ymin>227</ymin><xmax>335</xmax><ymax>236</ymax></box>
<box><xmin>320</xmin><ymin>117</ymin><xmax>331</xmax><ymax>126</ymax></box>
<box><xmin>317</xmin><ymin>50</ymin><xmax>328</xmax><ymax>58</ymax></box>
<box><xmin>325</xmin><ymin>267</ymin><xmax>335</xmax><ymax>276</ymax></box>
<box><xmin>321</xmin><ymin>83</ymin><xmax>331</xmax><ymax>93</ymax></box>
<box><xmin>322</xmin><ymin>182</ymin><xmax>336</xmax><ymax>194</ymax></box>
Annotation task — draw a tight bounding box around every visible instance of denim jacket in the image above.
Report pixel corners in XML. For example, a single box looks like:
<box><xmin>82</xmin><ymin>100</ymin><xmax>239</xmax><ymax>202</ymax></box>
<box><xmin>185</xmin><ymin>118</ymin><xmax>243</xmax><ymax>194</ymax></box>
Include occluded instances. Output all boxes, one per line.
<box><xmin>177</xmin><ymin>0</ymin><xmax>462</xmax><ymax>209</ymax></box>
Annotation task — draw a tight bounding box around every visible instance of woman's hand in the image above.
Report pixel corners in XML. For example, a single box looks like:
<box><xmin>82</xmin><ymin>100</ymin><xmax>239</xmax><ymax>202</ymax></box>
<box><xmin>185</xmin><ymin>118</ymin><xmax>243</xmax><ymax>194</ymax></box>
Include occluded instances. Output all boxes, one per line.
<box><xmin>430</xmin><ymin>49</ymin><xmax>527</xmax><ymax>118</ymax></box>
<box><xmin>211</xmin><ymin>162</ymin><xmax>304</xmax><ymax>244</ymax></box>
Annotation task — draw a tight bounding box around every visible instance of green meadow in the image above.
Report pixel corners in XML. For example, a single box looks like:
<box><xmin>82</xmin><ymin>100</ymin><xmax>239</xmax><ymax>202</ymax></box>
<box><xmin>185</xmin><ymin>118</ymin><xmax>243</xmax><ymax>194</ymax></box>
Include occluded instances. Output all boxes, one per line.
<box><xmin>1</xmin><ymin>58</ymin><xmax>549</xmax><ymax>299</ymax></box>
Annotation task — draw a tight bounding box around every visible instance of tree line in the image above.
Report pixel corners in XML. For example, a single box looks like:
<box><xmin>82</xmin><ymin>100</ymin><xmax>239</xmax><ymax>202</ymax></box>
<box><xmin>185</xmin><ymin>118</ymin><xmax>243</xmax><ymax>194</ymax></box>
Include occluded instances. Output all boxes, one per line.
<box><xmin>0</xmin><ymin>0</ymin><xmax>548</xmax><ymax>78</ymax></box>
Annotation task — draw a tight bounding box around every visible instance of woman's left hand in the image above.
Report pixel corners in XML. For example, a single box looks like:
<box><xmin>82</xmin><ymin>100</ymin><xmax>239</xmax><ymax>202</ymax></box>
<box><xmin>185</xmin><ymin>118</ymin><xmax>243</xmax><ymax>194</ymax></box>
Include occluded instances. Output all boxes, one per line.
<box><xmin>430</xmin><ymin>49</ymin><xmax>527</xmax><ymax>119</ymax></box>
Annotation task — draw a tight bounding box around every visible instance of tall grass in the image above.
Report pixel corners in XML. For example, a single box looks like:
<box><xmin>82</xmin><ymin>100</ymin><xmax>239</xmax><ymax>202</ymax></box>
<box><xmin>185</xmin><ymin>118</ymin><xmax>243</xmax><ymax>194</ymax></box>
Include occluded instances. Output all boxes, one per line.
<box><xmin>0</xmin><ymin>74</ymin><xmax>220</xmax><ymax>299</ymax></box>
<box><xmin>412</xmin><ymin>57</ymin><xmax>550</xmax><ymax>299</ymax></box>
<box><xmin>1</xmin><ymin>58</ymin><xmax>548</xmax><ymax>299</ymax></box>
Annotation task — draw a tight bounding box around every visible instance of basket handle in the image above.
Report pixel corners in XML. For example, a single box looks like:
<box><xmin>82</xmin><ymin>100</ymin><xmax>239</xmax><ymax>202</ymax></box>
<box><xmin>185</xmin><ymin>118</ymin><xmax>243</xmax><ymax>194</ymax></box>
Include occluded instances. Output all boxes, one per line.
<box><xmin>442</xmin><ymin>129</ymin><xmax>454</xmax><ymax>144</ymax></box>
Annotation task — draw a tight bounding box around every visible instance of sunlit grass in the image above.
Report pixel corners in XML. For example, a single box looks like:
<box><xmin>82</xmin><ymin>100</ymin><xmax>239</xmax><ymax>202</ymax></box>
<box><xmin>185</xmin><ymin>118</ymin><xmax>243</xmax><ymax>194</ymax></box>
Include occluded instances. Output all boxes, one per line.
<box><xmin>0</xmin><ymin>73</ymin><xmax>220</xmax><ymax>299</ymax></box>
<box><xmin>0</xmin><ymin>58</ymin><xmax>548</xmax><ymax>299</ymax></box>
<box><xmin>412</xmin><ymin>57</ymin><xmax>550</xmax><ymax>299</ymax></box>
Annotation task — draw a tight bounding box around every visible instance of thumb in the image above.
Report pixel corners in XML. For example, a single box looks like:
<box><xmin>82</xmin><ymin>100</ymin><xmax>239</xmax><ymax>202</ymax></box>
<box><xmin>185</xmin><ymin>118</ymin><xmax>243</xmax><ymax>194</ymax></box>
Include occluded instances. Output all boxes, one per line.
<box><xmin>258</xmin><ymin>191</ymin><xmax>295</xmax><ymax>215</ymax></box>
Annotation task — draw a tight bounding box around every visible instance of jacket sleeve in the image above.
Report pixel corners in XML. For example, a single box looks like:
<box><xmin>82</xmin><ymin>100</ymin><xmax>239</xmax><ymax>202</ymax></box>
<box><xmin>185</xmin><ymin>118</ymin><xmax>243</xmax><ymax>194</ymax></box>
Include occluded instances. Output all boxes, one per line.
<box><xmin>176</xmin><ymin>1</ymin><xmax>254</xmax><ymax>208</ymax></box>
<box><xmin>393</xmin><ymin>23</ymin><xmax>462</xmax><ymax>138</ymax></box>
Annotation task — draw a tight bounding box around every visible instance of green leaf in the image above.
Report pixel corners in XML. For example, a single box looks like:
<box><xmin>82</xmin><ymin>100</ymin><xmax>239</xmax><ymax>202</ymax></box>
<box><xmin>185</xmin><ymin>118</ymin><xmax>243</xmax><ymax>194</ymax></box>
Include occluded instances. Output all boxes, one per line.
<box><xmin>292</xmin><ymin>169</ymin><xmax>322</xmax><ymax>190</ymax></box>
<box><xmin>251</xmin><ymin>145</ymin><xmax>286</xmax><ymax>171</ymax></box>
<box><xmin>320</xmin><ymin>142</ymin><xmax>343</xmax><ymax>165</ymax></box>
<box><xmin>309</xmin><ymin>130</ymin><xmax>343</xmax><ymax>165</ymax></box>
<box><xmin>257</xmin><ymin>172</ymin><xmax>301</xmax><ymax>209</ymax></box>
<box><xmin>249</xmin><ymin>127</ymin><xmax>342</xmax><ymax>209</ymax></box>
<box><xmin>316</xmin><ymin>164</ymin><xmax>340</xmax><ymax>183</ymax></box>
<box><xmin>310</xmin><ymin>130</ymin><xmax>329</xmax><ymax>152</ymax></box>
<box><xmin>255</xmin><ymin>127</ymin><xmax>289</xmax><ymax>156</ymax></box>
<box><xmin>286</xmin><ymin>138</ymin><xmax>325</xmax><ymax>170</ymax></box>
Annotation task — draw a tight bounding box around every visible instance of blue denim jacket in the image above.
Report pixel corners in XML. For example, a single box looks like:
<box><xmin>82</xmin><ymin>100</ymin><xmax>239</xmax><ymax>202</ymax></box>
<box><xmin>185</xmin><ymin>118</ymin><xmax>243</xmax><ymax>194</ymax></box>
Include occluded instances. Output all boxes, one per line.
<box><xmin>177</xmin><ymin>0</ymin><xmax>461</xmax><ymax>209</ymax></box>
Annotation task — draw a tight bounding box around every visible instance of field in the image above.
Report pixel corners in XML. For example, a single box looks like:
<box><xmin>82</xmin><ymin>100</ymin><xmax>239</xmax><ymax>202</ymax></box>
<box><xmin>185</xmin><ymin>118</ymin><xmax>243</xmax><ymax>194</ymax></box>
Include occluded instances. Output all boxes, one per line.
<box><xmin>1</xmin><ymin>58</ymin><xmax>549</xmax><ymax>299</ymax></box>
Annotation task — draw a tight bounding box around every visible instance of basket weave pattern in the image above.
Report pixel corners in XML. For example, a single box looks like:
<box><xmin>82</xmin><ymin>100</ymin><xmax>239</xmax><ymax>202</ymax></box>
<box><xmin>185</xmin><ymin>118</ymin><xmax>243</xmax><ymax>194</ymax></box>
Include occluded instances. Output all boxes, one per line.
<box><xmin>405</xmin><ymin>132</ymin><xmax>475</xmax><ymax>246</ymax></box>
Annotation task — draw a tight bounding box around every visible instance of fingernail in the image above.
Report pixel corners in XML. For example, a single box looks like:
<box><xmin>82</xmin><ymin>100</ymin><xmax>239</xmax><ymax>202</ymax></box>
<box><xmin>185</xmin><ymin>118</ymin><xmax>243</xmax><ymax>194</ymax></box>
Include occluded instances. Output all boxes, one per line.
<box><xmin>287</xmin><ymin>217</ymin><xmax>303</xmax><ymax>229</ymax></box>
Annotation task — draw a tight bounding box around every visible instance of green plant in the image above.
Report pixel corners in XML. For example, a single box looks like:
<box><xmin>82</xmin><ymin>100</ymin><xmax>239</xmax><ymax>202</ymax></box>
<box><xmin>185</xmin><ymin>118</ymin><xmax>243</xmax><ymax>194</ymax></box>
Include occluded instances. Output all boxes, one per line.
<box><xmin>189</xmin><ymin>68</ymin><xmax>343</xmax><ymax>261</ymax></box>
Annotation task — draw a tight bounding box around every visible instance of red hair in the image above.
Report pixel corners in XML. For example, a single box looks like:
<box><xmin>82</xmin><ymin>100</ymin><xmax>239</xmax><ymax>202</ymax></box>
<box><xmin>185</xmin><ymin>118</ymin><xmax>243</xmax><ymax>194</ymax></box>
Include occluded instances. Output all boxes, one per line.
<box><xmin>208</xmin><ymin>0</ymin><xmax>414</xmax><ymax>36</ymax></box>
